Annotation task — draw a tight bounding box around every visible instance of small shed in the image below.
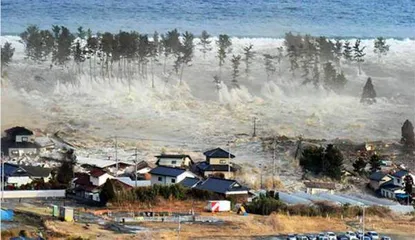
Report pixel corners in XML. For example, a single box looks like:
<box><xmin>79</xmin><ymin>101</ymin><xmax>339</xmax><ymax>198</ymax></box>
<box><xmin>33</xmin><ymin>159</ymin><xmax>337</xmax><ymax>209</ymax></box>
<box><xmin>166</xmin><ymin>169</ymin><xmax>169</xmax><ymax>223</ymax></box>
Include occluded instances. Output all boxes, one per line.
<box><xmin>59</xmin><ymin>207</ymin><xmax>74</xmax><ymax>222</ymax></box>
<box><xmin>304</xmin><ymin>181</ymin><xmax>336</xmax><ymax>195</ymax></box>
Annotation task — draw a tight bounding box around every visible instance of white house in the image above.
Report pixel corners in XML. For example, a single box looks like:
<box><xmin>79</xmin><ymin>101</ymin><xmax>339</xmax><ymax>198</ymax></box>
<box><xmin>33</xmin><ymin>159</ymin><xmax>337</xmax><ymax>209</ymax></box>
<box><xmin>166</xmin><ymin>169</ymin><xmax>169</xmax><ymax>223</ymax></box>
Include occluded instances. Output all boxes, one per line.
<box><xmin>89</xmin><ymin>168</ymin><xmax>114</xmax><ymax>186</ymax></box>
<box><xmin>155</xmin><ymin>154</ymin><xmax>194</xmax><ymax>169</ymax></box>
<box><xmin>149</xmin><ymin>166</ymin><xmax>197</xmax><ymax>185</ymax></box>
<box><xmin>0</xmin><ymin>163</ymin><xmax>52</xmax><ymax>187</ymax></box>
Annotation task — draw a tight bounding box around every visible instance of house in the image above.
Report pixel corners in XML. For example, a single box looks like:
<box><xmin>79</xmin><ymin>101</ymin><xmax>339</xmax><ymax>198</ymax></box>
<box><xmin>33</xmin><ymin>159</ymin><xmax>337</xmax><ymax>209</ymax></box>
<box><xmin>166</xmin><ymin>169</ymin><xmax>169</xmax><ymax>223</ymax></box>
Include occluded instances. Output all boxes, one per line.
<box><xmin>196</xmin><ymin>148</ymin><xmax>238</xmax><ymax>179</ymax></box>
<box><xmin>4</xmin><ymin>126</ymin><xmax>34</xmax><ymax>142</ymax></box>
<box><xmin>155</xmin><ymin>154</ymin><xmax>194</xmax><ymax>169</ymax></box>
<box><xmin>1</xmin><ymin>138</ymin><xmax>39</xmax><ymax>157</ymax></box>
<box><xmin>0</xmin><ymin>163</ymin><xmax>32</xmax><ymax>187</ymax></box>
<box><xmin>390</xmin><ymin>169</ymin><xmax>415</xmax><ymax>187</ymax></box>
<box><xmin>380</xmin><ymin>180</ymin><xmax>406</xmax><ymax>200</ymax></box>
<box><xmin>149</xmin><ymin>166</ymin><xmax>197</xmax><ymax>185</ymax></box>
<box><xmin>304</xmin><ymin>181</ymin><xmax>336</xmax><ymax>195</ymax></box>
<box><xmin>0</xmin><ymin>163</ymin><xmax>52</xmax><ymax>187</ymax></box>
<box><xmin>368</xmin><ymin>171</ymin><xmax>392</xmax><ymax>190</ymax></box>
<box><xmin>76</xmin><ymin>156</ymin><xmax>134</xmax><ymax>175</ymax></box>
<box><xmin>194</xmin><ymin>177</ymin><xmax>250</xmax><ymax>198</ymax></box>
<box><xmin>180</xmin><ymin>177</ymin><xmax>201</xmax><ymax>188</ymax></box>
<box><xmin>71</xmin><ymin>169</ymin><xmax>114</xmax><ymax>202</ymax></box>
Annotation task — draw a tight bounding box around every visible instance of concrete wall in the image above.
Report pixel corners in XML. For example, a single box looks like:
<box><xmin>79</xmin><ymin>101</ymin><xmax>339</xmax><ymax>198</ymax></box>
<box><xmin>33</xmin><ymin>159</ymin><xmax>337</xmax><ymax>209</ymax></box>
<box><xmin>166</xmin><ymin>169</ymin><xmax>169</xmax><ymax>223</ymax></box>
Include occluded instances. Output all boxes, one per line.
<box><xmin>158</xmin><ymin>158</ymin><xmax>184</xmax><ymax>168</ymax></box>
<box><xmin>306</xmin><ymin>188</ymin><xmax>334</xmax><ymax>195</ymax></box>
<box><xmin>1</xmin><ymin>190</ymin><xmax>66</xmax><ymax>198</ymax></box>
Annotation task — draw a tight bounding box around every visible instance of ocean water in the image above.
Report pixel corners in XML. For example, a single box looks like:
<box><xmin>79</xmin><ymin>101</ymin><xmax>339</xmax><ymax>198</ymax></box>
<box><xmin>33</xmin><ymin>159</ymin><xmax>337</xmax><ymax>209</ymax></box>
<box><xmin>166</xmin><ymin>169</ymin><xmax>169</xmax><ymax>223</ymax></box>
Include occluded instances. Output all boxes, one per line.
<box><xmin>1</xmin><ymin>0</ymin><xmax>415</xmax><ymax>38</ymax></box>
<box><xmin>1</xmin><ymin>0</ymin><xmax>414</xmax><ymax>148</ymax></box>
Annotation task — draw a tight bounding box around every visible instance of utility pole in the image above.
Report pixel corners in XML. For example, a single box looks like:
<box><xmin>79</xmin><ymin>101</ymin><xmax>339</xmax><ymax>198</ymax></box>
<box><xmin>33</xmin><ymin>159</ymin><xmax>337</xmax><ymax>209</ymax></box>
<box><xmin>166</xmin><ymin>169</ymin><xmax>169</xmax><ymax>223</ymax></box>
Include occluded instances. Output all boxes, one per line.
<box><xmin>228</xmin><ymin>140</ymin><xmax>231</xmax><ymax>178</ymax></box>
<box><xmin>253</xmin><ymin>117</ymin><xmax>257</xmax><ymax>137</ymax></box>
<box><xmin>272</xmin><ymin>138</ymin><xmax>276</xmax><ymax>189</ymax></box>
<box><xmin>115</xmin><ymin>136</ymin><xmax>118</xmax><ymax>177</ymax></box>
<box><xmin>1</xmin><ymin>152</ymin><xmax>4</xmax><ymax>202</ymax></box>
<box><xmin>259</xmin><ymin>163</ymin><xmax>263</xmax><ymax>189</ymax></box>
<box><xmin>135</xmin><ymin>148</ymin><xmax>138</xmax><ymax>188</ymax></box>
<box><xmin>362</xmin><ymin>206</ymin><xmax>365</xmax><ymax>240</ymax></box>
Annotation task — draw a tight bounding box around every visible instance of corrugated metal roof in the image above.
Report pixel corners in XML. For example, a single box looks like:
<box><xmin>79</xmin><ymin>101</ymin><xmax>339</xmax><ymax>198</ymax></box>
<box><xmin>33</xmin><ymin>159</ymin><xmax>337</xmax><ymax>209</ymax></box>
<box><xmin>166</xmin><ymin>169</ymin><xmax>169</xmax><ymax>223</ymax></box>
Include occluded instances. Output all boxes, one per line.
<box><xmin>180</xmin><ymin>177</ymin><xmax>200</xmax><ymax>188</ymax></box>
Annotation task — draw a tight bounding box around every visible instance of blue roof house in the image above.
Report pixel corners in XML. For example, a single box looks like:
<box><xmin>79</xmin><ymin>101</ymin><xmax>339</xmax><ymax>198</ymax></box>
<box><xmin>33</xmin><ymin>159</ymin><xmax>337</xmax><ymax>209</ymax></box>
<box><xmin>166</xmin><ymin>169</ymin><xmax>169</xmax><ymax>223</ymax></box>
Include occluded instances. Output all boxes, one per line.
<box><xmin>149</xmin><ymin>166</ymin><xmax>197</xmax><ymax>185</ymax></box>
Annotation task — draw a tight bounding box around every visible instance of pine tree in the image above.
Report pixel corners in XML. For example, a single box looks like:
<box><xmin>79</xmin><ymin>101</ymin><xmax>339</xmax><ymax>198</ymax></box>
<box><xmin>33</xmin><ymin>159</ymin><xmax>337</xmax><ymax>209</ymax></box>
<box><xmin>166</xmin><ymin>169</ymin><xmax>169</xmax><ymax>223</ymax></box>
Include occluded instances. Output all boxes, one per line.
<box><xmin>353</xmin><ymin>157</ymin><xmax>367</xmax><ymax>175</ymax></box>
<box><xmin>374</xmin><ymin>37</ymin><xmax>390</xmax><ymax>61</ymax></box>
<box><xmin>243</xmin><ymin>44</ymin><xmax>255</xmax><ymax>77</ymax></box>
<box><xmin>52</xmin><ymin>26</ymin><xmax>74</xmax><ymax>65</ymax></box>
<box><xmin>333</xmin><ymin>39</ymin><xmax>343</xmax><ymax>68</ymax></box>
<box><xmin>73</xmin><ymin>41</ymin><xmax>85</xmax><ymax>74</ymax></box>
<box><xmin>20</xmin><ymin>25</ymin><xmax>44</xmax><ymax>62</ymax></box>
<box><xmin>334</xmin><ymin>71</ymin><xmax>347</xmax><ymax>92</ymax></box>
<box><xmin>360</xmin><ymin>77</ymin><xmax>377</xmax><ymax>104</ymax></box>
<box><xmin>322</xmin><ymin>144</ymin><xmax>343</xmax><ymax>180</ymax></box>
<box><xmin>299</xmin><ymin>146</ymin><xmax>324</xmax><ymax>174</ymax></box>
<box><xmin>276</xmin><ymin>47</ymin><xmax>284</xmax><ymax>74</ymax></box>
<box><xmin>101</xmin><ymin>32</ymin><xmax>114</xmax><ymax>78</ymax></box>
<box><xmin>77</xmin><ymin>26</ymin><xmax>86</xmax><ymax>39</ymax></box>
<box><xmin>353</xmin><ymin>39</ymin><xmax>366</xmax><ymax>75</ymax></box>
<box><xmin>263</xmin><ymin>54</ymin><xmax>276</xmax><ymax>81</ymax></box>
<box><xmin>404</xmin><ymin>175</ymin><xmax>414</xmax><ymax>200</ymax></box>
<box><xmin>323</xmin><ymin>62</ymin><xmax>336</xmax><ymax>90</ymax></box>
<box><xmin>99</xmin><ymin>179</ymin><xmax>116</xmax><ymax>204</ymax></box>
<box><xmin>199</xmin><ymin>30</ymin><xmax>212</xmax><ymax>59</ymax></box>
<box><xmin>342</xmin><ymin>40</ymin><xmax>353</xmax><ymax>62</ymax></box>
<box><xmin>178</xmin><ymin>31</ymin><xmax>195</xmax><ymax>84</ymax></box>
<box><xmin>216</xmin><ymin>34</ymin><xmax>232</xmax><ymax>74</ymax></box>
<box><xmin>401</xmin><ymin>120</ymin><xmax>415</xmax><ymax>148</ymax></box>
<box><xmin>231</xmin><ymin>54</ymin><xmax>241</xmax><ymax>88</ymax></box>
<box><xmin>1</xmin><ymin>42</ymin><xmax>15</xmax><ymax>69</ymax></box>
<box><xmin>57</xmin><ymin>161</ymin><xmax>74</xmax><ymax>185</ymax></box>
<box><xmin>287</xmin><ymin>45</ymin><xmax>299</xmax><ymax>76</ymax></box>
<box><xmin>369</xmin><ymin>154</ymin><xmax>381</xmax><ymax>172</ymax></box>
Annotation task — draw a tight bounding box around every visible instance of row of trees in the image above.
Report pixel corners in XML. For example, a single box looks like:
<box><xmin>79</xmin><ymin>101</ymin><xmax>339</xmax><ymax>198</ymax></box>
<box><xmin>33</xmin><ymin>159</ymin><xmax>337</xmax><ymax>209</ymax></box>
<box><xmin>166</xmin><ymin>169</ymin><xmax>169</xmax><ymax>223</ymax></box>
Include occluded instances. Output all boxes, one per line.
<box><xmin>1</xmin><ymin>25</ymin><xmax>391</xmax><ymax>92</ymax></box>
<box><xmin>299</xmin><ymin>144</ymin><xmax>344</xmax><ymax>180</ymax></box>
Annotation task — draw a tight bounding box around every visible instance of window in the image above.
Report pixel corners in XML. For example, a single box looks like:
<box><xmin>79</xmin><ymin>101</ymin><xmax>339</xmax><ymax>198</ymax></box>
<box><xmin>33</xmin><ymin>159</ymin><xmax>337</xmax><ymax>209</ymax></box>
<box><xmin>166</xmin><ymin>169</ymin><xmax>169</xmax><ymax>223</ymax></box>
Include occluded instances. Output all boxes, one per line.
<box><xmin>172</xmin><ymin>160</ymin><xmax>177</xmax><ymax>164</ymax></box>
<box><xmin>397</xmin><ymin>179</ymin><xmax>400</xmax><ymax>184</ymax></box>
<box><xmin>158</xmin><ymin>177</ymin><xmax>162</xmax><ymax>182</ymax></box>
<box><xmin>21</xmin><ymin>137</ymin><xmax>28</xmax><ymax>142</ymax></box>
<box><xmin>220</xmin><ymin>160</ymin><xmax>227</xmax><ymax>164</ymax></box>
<box><xmin>171</xmin><ymin>179</ymin><xmax>176</xmax><ymax>183</ymax></box>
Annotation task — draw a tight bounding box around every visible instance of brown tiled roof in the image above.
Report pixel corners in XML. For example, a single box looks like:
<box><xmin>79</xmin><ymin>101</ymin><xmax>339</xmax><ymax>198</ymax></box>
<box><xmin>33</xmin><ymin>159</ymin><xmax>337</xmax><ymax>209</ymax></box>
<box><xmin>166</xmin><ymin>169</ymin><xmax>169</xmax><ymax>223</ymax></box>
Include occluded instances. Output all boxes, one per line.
<box><xmin>304</xmin><ymin>181</ymin><xmax>336</xmax><ymax>190</ymax></box>
<box><xmin>74</xmin><ymin>173</ymin><xmax>91</xmax><ymax>185</ymax></box>
<box><xmin>90</xmin><ymin>168</ymin><xmax>107</xmax><ymax>178</ymax></box>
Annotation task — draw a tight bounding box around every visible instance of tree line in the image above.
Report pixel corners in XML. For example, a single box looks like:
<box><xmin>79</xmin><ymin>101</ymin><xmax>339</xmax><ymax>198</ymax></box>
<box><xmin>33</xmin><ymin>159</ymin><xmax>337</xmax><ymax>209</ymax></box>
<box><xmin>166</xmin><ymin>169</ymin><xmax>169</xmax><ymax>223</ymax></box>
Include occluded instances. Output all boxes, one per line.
<box><xmin>1</xmin><ymin>25</ymin><xmax>391</xmax><ymax>92</ymax></box>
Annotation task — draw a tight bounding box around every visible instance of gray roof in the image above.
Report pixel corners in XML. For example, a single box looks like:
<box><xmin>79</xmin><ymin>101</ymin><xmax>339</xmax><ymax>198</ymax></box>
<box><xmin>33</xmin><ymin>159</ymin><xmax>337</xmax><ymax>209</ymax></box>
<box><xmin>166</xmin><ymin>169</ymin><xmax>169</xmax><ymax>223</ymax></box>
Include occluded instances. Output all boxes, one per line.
<box><xmin>369</xmin><ymin>171</ymin><xmax>388</xmax><ymax>181</ymax></box>
<box><xmin>180</xmin><ymin>177</ymin><xmax>200</xmax><ymax>188</ymax></box>
<box><xmin>155</xmin><ymin>154</ymin><xmax>191</xmax><ymax>159</ymax></box>
<box><xmin>196</xmin><ymin>161</ymin><xmax>237</xmax><ymax>172</ymax></box>
<box><xmin>195</xmin><ymin>177</ymin><xmax>249</xmax><ymax>194</ymax></box>
<box><xmin>149</xmin><ymin>166</ymin><xmax>186</xmax><ymax>177</ymax></box>
<box><xmin>391</xmin><ymin>169</ymin><xmax>409</xmax><ymax>178</ymax></box>
<box><xmin>22</xmin><ymin>165</ymin><xmax>52</xmax><ymax>178</ymax></box>
<box><xmin>203</xmin><ymin>148</ymin><xmax>235</xmax><ymax>158</ymax></box>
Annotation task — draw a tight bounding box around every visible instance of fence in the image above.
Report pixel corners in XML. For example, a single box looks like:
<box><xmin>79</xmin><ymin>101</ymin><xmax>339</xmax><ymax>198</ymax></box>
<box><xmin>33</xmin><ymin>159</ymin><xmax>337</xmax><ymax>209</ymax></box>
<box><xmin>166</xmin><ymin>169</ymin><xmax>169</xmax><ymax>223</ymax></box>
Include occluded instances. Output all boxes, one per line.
<box><xmin>114</xmin><ymin>215</ymin><xmax>222</xmax><ymax>223</ymax></box>
<box><xmin>0</xmin><ymin>190</ymin><xmax>66</xmax><ymax>199</ymax></box>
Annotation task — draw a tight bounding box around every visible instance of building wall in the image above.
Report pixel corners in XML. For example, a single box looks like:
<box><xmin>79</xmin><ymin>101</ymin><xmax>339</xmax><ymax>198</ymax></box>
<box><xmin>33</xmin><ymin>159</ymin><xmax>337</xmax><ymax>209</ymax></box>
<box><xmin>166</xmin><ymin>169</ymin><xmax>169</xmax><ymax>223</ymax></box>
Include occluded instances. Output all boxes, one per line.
<box><xmin>90</xmin><ymin>173</ymin><xmax>113</xmax><ymax>186</ymax></box>
<box><xmin>204</xmin><ymin>170</ymin><xmax>234</xmax><ymax>179</ymax></box>
<box><xmin>8</xmin><ymin>148</ymin><xmax>38</xmax><ymax>157</ymax></box>
<box><xmin>151</xmin><ymin>172</ymin><xmax>195</xmax><ymax>185</ymax></box>
<box><xmin>157</xmin><ymin>158</ymin><xmax>185</xmax><ymax>168</ymax></box>
<box><xmin>7</xmin><ymin>176</ymin><xmax>32</xmax><ymax>187</ymax></box>
<box><xmin>15</xmin><ymin>135</ymin><xmax>33</xmax><ymax>143</ymax></box>
<box><xmin>381</xmin><ymin>188</ymin><xmax>405</xmax><ymax>199</ymax></box>
<box><xmin>369</xmin><ymin>175</ymin><xmax>392</xmax><ymax>190</ymax></box>
<box><xmin>208</xmin><ymin>157</ymin><xmax>231</xmax><ymax>165</ymax></box>
<box><xmin>306</xmin><ymin>187</ymin><xmax>334</xmax><ymax>195</ymax></box>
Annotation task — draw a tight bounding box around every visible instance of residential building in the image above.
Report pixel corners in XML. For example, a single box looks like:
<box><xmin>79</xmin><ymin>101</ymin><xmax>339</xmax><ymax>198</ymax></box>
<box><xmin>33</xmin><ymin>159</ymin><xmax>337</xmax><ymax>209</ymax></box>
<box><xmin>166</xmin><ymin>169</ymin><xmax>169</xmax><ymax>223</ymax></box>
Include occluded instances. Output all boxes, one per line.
<box><xmin>4</xmin><ymin>126</ymin><xmax>34</xmax><ymax>143</ymax></box>
<box><xmin>71</xmin><ymin>169</ymin><xmax>114</xmax><ymax>202</ymax></box>
<box><xmin>155</xmin><ymin>154</ymin><xmax>194</xmax><ymax>169</ymax></box>
<box><xmin>304</xmin><ymin>181</ymin><xmax>336</xmax><ymax>194</ymax></box>
<box><xmin>0</xmin><ymin>163</ymin><xmax>52</xmax><ymax>187</ymax></box>
<box><xmin>368</xmin><ymin>171</ymin><xmax>392</xmax><ymax>190</ymax></box>
<box><xmin>76</xmin><ymin>156</ymin><xmax>134</xmax><ymax>175</ymax></box>
<box><xmin>196</xmin><ymin>148</ymin><xmax>238</xmax><ymax>179</ymax></box>
<box><xmin>35</xmin><ymin>136</ymin><xmax>55</xmax><ymax>154</ymax></box>
<box><xmin>149</xmin><ymin>166</ymin><xmax>197</xmax><ymax>185</ymax></box>
<box><xmin>89</xmin><ymin>168</ymin><xmax>114</xmax><ymax>187</ymax></box>
<box><xmin>194</xmin><ymin>177</ymin><xmax>250</xmax><ymax>198</ymax></box>
<box><xmin>180</xmin><ymin>177</ymin><xmax>201</xmax><ymax>188</ymax></box>
<box><xmin>380</xmin><ymin>180</ymin><xmax>406</xmax><ymax>200</ymax></box>
<box><xmin>113</xmin><ymin>177</ymin><xmax>151</xmax><ymax>188</ymax></box>
<box><xmin>390</xmin><ymin>169</ymin><xmax>415</xmax><ymax>187</ymax></box>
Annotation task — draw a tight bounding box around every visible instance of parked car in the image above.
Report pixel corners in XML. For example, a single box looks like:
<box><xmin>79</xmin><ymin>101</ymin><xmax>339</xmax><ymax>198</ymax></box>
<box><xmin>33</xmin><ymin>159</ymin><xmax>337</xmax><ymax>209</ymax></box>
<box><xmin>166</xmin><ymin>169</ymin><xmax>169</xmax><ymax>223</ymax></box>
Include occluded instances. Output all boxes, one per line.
<box><xmin>345</xmin><ymin>231</ymin><xmax>358</xmax><ymax>240</ymax></box>
<box><xmin>307</xmin><ymin>234</ymin><xmax>317</xmax><ymax>240</ymax></box>
<box><xmin>380</xmin><ymin>237</ymin><xmax>391</xmax><ymax>240</ymax></box>
<box><xmin>336</xmin><ymin>234</ymin><xmax>349</xmax><ymax>240</ymax></box>
<box><xmin>355</xmin><ymin>231</ymin><xmax>364</xmax><ymax>239</ymax></box>
<box><xmin>366</xmin><ymin>231</ymin><xmax>379</xmax><ymax>240</ymax></box>
<box><xmin>326</xmin><ymin>232</ymin><xmax>337</xmax><ymax>240</ymax></box>
<box><xmin>297</xmin><ymin>235</ymin><xmax>308</xmax><ymax>240</ymax></box>
<box><xmin>287</xmin><ymin>234</ymin><xmax>297</xmax><ymax>240</ymax></box>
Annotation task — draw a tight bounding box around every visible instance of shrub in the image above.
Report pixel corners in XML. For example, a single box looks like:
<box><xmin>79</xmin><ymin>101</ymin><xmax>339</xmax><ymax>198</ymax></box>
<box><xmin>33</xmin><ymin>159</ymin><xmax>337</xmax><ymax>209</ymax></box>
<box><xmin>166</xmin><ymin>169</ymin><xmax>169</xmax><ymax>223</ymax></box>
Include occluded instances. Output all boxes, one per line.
<box><xmin>244</xmin><ymin>195</ymin><xmax>286</xmax><ymax>215</ymax></box>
